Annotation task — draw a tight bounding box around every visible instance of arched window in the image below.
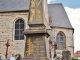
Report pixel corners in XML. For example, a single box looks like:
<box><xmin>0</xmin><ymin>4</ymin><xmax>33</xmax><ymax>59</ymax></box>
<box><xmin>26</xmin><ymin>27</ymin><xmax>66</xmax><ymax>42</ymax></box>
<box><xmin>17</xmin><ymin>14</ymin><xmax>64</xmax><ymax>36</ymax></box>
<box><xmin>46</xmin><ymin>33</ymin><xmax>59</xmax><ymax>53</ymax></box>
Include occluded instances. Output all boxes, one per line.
<box><xmin>56</xmin><ymin>32</ymin><xmax>66</xmax><ymax>50</ymax></box>
<box><xmin>15</xmin><ymin>19</ymin><xmax>24</xmax><ymax>40</ymax></box>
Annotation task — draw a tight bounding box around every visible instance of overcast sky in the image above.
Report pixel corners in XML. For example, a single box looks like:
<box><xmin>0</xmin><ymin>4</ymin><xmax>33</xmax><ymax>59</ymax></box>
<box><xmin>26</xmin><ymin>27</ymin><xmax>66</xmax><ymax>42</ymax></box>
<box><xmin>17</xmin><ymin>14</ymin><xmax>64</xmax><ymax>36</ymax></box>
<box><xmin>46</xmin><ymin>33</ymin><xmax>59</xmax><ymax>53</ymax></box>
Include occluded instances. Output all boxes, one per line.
<box><xmin>48</xmin><ymin>0</ymin><xmax>80</xmax><ymax>52</ymax></box>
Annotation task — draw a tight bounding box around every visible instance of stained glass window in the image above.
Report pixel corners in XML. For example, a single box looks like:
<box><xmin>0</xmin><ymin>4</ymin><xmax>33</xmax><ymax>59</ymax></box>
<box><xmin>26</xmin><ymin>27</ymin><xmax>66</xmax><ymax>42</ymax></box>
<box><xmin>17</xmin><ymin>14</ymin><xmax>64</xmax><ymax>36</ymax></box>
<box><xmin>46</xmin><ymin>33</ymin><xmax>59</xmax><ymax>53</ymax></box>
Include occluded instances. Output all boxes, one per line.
<box><xmin>56</xmin><ymin>32</ymin><xmax>66</xmax><ymax>50</ymax></box>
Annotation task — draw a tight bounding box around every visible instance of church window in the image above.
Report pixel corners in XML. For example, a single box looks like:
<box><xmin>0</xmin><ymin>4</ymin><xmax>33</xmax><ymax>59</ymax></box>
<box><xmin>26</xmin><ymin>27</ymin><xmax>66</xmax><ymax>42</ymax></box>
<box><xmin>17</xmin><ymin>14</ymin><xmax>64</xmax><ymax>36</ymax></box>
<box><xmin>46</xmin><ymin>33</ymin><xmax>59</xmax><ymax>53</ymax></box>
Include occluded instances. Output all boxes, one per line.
<box><xmin>56</xmin><ymin>31</ymin><xmax>66</xmax><ymax>50</ymax></box>
<box><xmin>15</xmin><ymin>19</ymin><xmax>24</xmax><ymax>40</ymax></box>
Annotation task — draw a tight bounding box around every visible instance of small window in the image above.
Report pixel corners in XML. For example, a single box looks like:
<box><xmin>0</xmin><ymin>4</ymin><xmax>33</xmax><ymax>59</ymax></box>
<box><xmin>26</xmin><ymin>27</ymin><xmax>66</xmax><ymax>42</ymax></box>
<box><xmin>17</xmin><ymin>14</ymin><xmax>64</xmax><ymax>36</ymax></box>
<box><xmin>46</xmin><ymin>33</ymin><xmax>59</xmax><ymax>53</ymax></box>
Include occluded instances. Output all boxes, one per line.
<box><xmin>56</xmin><ymin>32</ymin><xmax>66</xmax><ymax>50</ymax></box>
<box><xmin>15</xmin><ymin>19</ymin><xmax>24</xmax><ymax>40</ymax></box>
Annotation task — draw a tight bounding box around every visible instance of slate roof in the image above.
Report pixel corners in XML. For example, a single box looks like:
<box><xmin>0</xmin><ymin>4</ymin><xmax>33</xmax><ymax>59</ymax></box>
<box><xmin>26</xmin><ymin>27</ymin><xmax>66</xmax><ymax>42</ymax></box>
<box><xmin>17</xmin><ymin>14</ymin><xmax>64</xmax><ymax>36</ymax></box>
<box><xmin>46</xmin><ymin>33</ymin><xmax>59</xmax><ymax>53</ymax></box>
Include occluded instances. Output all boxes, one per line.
<box><xmin>0</xmin><ymin>0</ymin><xmax>73</xmax><ymax>29</ymax></box>
<box><xmin>0</xmin><ymin>0</ymin><xmax>30</xmax><ymax>12</ymax></box>
<box><xmin>48</xmin><ymin>3</ymin><xmax>73</xmax><ymax>29</ymax></box>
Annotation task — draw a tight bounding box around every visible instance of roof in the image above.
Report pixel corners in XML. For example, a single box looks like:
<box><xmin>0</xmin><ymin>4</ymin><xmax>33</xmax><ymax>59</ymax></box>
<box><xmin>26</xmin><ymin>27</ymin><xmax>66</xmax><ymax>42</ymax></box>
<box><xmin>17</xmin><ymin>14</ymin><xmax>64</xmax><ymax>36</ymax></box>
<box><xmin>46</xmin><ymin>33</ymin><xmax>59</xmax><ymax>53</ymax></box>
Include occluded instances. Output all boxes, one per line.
<box><xmin>48</xmin><ymin>3</ymin><xmax>73</xmax><ymax>29</ymax></box>
<box><xmin>0</xmin><ymin>0</ymin><xmax>30</xmax><ymax>12</ymax></box>
<box><xmin>0</xmin><ymin>0</ymin><xmax>73</xmax><ymax>29</ymax></box>
<box><xmin>74</xmin><ymin>51</ymin><xmax>80</xmax><ymax>57</ymax></box>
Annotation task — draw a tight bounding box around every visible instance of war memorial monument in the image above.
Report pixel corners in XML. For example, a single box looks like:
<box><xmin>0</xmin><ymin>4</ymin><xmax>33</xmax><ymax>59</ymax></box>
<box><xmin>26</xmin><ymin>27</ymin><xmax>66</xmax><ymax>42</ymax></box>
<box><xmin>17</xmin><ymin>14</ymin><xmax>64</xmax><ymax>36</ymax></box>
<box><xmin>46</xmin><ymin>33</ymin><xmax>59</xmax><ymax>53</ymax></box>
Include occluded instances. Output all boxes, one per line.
<box><xmin>23</xmin><ymin>0</ymin><xmax>52</xmax><ymax>60</ymax></box>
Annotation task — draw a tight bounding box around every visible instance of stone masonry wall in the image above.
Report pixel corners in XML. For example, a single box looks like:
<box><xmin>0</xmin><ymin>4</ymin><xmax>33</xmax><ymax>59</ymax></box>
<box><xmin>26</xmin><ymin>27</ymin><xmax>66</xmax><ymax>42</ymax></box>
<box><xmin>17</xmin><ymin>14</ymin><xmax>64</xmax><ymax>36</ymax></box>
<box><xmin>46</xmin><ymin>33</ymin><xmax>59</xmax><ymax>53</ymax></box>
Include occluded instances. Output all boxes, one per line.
<box><xmin>0</xmin><ymin>12</ymin><xmax>29</xmax><ymax>59</ymax></box>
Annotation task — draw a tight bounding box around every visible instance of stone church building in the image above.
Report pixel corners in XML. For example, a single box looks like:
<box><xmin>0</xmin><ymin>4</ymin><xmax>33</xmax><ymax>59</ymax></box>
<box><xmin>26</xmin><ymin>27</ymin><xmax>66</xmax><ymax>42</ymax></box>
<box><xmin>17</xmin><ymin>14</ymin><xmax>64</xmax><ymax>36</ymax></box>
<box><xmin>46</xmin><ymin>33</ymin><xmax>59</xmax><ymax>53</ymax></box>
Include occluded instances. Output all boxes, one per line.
<box><xmin>0</xmin><ymin>0</ymin><xmax>74</xmax><ymax>60</ymax></box>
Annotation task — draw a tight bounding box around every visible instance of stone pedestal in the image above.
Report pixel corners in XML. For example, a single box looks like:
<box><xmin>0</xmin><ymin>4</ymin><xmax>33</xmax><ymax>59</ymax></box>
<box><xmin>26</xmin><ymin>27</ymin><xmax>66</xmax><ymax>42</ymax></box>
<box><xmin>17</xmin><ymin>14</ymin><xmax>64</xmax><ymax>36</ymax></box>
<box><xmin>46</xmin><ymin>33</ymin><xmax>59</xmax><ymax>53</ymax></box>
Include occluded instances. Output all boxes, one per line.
<box><xmin>23</xmin><ymin>29</ymin><xmax>49</xmax><ymax>60</ymax></box>
<box><xmin>62</xmin><ymin>51</ymin><xmax>71</xmax><ymax>60</ymax></box>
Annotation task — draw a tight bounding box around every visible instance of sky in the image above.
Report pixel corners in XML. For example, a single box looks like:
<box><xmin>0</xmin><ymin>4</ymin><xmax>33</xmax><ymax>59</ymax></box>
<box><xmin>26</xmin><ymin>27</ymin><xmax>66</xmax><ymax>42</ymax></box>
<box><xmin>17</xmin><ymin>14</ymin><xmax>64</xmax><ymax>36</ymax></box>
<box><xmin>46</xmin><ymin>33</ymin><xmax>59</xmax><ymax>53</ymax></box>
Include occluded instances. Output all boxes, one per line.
<box><xmin>48</xmin><ymin>0</ymin><xmax>80</xmax><ymax>52</ymax></box>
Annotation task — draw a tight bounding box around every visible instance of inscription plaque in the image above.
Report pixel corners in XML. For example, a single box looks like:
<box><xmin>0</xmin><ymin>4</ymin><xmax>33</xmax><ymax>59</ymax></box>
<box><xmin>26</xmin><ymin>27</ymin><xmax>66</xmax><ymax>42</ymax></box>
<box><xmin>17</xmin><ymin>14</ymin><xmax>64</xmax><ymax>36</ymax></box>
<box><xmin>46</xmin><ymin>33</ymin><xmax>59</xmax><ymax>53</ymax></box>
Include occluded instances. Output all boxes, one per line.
<box><xmin>24</xmin><ymin>35</ymin><xmax>47</xmax><ymax>60</ymax></box>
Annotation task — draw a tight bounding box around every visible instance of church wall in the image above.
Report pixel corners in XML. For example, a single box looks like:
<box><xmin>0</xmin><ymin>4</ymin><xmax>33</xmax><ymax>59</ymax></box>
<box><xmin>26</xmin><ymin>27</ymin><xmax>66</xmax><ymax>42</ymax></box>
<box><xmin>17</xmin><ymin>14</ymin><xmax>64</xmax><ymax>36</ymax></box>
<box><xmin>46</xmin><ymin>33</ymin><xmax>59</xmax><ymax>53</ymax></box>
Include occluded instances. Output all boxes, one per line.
<box><xmin>51</xmin><ymin>27</ymin><xmax>74</xmax><ymax>57</ymax></box>
<box><xmin>0</xmin><ymin>11</ymin><xmax>74</xmax><ymax>59</ymax></box>
<box><xmin>0</xmin><ymin>12</ymin><xmax>29</xmax><ymax>59</ymax></box>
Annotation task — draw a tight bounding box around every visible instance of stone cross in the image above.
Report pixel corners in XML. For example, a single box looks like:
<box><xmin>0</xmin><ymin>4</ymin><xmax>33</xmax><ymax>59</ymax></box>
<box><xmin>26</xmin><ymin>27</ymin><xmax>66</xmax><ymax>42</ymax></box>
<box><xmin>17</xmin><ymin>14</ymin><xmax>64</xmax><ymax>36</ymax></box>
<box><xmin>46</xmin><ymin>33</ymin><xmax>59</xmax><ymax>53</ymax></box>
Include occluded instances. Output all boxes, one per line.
<box><xmin>5</xmin><ymin>40</ymin><xmax>10</xmax><ymax>60</ymax></box>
